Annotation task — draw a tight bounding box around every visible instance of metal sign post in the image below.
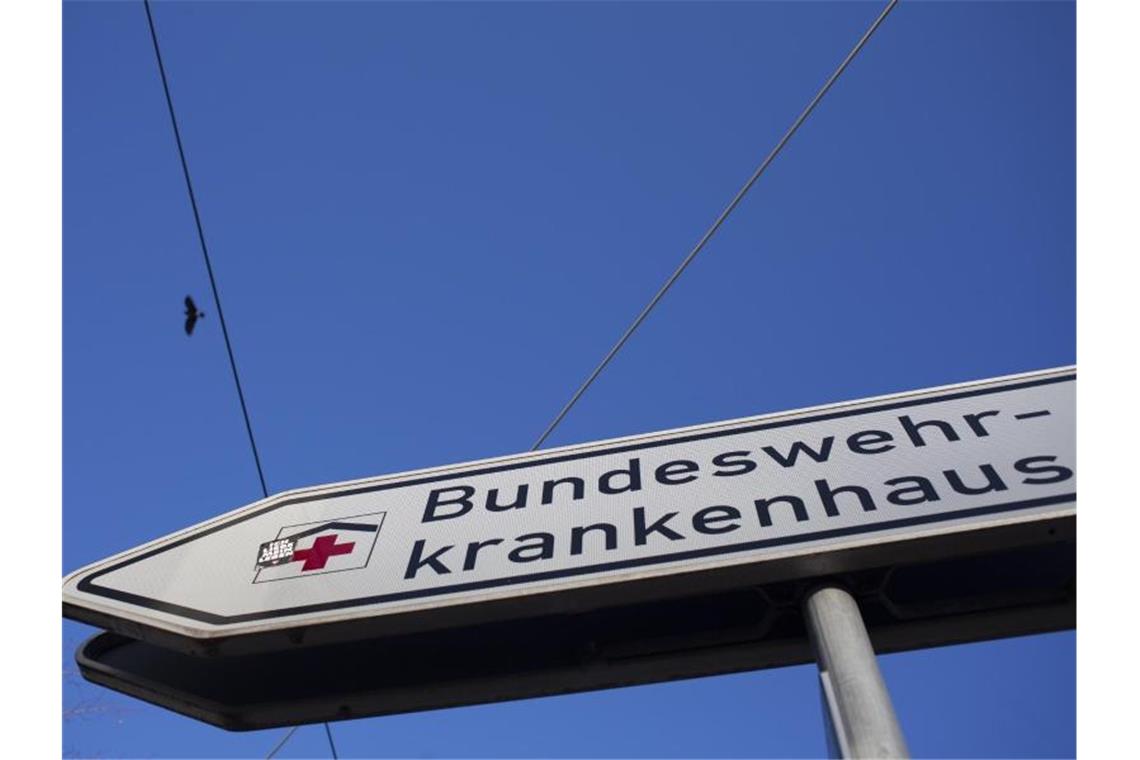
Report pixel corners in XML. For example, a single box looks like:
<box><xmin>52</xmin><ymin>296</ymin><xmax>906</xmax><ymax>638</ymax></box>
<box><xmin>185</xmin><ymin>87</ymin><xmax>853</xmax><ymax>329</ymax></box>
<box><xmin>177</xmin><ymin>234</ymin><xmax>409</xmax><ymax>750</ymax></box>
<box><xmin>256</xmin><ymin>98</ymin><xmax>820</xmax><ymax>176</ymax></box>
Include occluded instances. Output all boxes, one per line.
<box><xmin>805</xmin><ymin>584</ymin><xmax>909</xmax><ymax>759</ymax></box>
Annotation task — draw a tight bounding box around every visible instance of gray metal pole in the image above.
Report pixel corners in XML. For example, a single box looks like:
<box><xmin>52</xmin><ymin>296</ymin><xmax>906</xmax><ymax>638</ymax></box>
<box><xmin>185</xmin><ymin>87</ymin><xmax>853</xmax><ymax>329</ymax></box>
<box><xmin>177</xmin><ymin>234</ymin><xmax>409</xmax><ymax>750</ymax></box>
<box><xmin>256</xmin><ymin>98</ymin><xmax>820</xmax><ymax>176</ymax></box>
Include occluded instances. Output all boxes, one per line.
<box><xmin>803</xmin><ymin>584</ymin><xmax>909</xmax><ymax>759</ymax></box>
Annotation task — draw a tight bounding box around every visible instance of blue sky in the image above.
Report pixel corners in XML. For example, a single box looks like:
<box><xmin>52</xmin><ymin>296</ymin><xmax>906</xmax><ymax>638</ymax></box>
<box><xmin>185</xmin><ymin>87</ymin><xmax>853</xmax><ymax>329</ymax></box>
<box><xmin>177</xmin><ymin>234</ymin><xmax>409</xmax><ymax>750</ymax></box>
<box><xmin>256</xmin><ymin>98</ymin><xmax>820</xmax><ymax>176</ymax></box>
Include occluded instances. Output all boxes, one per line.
<box><xmin>63</xmin><ymin>1</ymin><xmax>1074</xmax><ymax>757</ymax></box>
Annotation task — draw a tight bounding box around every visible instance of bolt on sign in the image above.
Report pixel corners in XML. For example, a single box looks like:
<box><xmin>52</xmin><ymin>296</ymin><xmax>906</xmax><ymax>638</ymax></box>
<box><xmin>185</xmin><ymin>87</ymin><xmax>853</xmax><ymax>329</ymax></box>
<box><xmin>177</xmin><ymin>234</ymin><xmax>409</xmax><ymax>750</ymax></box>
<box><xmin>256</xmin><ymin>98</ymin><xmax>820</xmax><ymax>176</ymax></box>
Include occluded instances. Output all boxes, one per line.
<box><xmin>63</xmin><ymin>367</ymin><xmax>1075</xmax><ymax>658</ymax></box>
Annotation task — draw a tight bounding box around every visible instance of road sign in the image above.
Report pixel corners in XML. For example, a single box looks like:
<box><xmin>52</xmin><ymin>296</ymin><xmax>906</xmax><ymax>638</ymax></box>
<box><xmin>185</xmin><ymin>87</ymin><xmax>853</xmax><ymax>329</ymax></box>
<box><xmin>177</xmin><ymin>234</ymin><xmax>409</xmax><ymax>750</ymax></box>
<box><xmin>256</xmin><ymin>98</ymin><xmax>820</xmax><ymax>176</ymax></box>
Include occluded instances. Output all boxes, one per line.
<box><xmin>63</xmin><ymin>367</ymin><xmax>1075</xmax><ymax>658</ymax></box>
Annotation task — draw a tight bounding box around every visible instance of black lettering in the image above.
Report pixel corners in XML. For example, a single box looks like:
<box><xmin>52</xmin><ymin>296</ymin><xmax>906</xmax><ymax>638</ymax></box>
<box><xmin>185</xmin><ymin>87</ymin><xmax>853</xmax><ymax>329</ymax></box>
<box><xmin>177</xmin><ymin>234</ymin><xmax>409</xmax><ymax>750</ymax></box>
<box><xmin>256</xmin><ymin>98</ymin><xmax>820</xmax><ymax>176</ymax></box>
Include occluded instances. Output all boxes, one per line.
<box><xmin>404</xmin><ymin>540</ymin><xmax>452</xmax><ymax>578</ymax></box>
<box><xmin>692</xmin><ymin>506</ymin><xmax>741</xmax><ymax>535</ymax></box>
<box><xmin>424</xmin><ymin>486</ymin><xmax>475</xmax><ymax>522</ymax></box>
<box><xmin>847</xmin><ymin>430</ymin><xmax>895</xmax><ymax>455</ymax></box>
<box><xmin>462</xmin><ymin>538</ymin><xmax>504</xmax><ymax>570</ymax></box>
<box><xmin>712</xmin><ymin>450</ymin><xmax>757</xmax><ymax>477</ymax></box>
<box><xmin>655</xmin><ymin>459</ymin><xmax>699</xmax><ymax>485</ymax></box>
<box><xmin>486</xmin><ymin>484</ymin><xmax>528</xmax><ymax>512</ymax></box>
<box><xmin>762</xmin><ymin>437</ymin><xmax>834</xmax><ymax>468</ymax></box>
<box><xmin>898</xmin><ymin>415</ymin><xmax>960</xmax><ymax>447</ymax></box>
<box><xmin>633</xmin><ymin>507</ymin><xmax>684</xmax><ymax>545</ymax></box>
<box><xmin>1015</xmin><ymin>455</ymin><xmax>1074</xmax><ymax>485</ymax></box>
<box><xmin>570</xmin><ymin>523</ymin><xmax>618</xmax><ymax>555</ymax></box>
<box><xmin>815</xmin><ymin>479</ymin><xmax>877</xmax><ymax>517</ymax></box>
<box><xmin>541</xmin><ymin>476</ymin><xmax>585</xmax><ymax>505</ymax></box>
<box><xmin>754</xmin><ymin>496</ymin><xmax>808</xmax><ymax>527</ymax></box>
<box><xmin>600</xmin><ymin>459</ymin><xmax>642</xmax><ymax>495</ymax></box>
<box><xmin>884</xmin><ymin>476</ymin><xmax>940</xmax><ymax>506</ymax></box>
<box><xmin>943</xmin><ymin>464</ymin><xmax>1008</xmax><ymax>495</ymax></box>
<box><xmin>963</xmin><ymin>410</ymin><xmax>1000</xmax><ymax>437</ymax></box>
<box><xmin>508</xmin><ymin>533</ymin><xmax>555</xmax><ymax>563</ymax></box>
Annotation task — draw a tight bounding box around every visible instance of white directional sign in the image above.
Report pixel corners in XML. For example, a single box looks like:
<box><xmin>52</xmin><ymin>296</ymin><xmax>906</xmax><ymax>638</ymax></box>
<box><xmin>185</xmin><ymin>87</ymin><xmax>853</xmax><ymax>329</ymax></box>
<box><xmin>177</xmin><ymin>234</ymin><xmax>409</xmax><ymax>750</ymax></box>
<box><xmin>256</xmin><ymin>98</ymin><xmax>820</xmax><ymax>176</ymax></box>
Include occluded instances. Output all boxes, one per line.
<box><xmin>63</xmin><ymin>367</ymin><xmax>1075</xmax><ymax>654</ymax></box>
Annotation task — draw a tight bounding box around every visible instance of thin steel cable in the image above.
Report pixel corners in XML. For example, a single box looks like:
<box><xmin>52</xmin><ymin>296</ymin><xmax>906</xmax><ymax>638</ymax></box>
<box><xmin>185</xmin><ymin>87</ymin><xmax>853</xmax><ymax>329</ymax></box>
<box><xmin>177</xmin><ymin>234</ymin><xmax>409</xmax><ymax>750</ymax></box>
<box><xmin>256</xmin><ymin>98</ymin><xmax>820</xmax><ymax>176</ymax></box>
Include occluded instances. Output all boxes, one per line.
<box><xmin>141</xmin><ymin>2</ymin><xmax>340</xmax><ymax>757</ymax></box>
<box><xmin>531</xmin><ymin>0</ymin><xmax>900</xmax><ymax>451</ymax></box>
<box><xmin>142</xmin><ymin>0</ymin><xmax>269</xmax><ymax>498</ymax></box>
<box><xmin>265</xmin><ymin>726</ymin><xmax>299</xmax><ymax>760</ymax></box>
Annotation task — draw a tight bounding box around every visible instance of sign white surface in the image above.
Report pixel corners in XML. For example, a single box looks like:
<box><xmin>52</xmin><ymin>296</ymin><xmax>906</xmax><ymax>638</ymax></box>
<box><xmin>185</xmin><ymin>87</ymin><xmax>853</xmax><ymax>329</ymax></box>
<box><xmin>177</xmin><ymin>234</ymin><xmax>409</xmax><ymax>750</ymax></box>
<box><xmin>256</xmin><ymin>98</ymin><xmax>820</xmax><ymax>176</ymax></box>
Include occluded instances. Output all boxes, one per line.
<box><xmin>63</xmin><ymin>367</ymin><xmax>1076</xmax><ymax>642</ymax></box>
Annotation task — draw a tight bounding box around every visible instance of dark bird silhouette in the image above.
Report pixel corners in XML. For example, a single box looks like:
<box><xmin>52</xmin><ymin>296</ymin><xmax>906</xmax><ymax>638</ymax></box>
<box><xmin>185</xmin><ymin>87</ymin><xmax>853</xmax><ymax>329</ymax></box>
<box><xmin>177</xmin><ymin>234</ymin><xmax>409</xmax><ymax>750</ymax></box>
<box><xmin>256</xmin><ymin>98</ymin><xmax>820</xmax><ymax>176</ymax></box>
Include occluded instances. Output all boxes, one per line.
<box><xmin>184</xmin><ymin>296</ymin><xmax>205</xmax><ymax>335</ymax></box>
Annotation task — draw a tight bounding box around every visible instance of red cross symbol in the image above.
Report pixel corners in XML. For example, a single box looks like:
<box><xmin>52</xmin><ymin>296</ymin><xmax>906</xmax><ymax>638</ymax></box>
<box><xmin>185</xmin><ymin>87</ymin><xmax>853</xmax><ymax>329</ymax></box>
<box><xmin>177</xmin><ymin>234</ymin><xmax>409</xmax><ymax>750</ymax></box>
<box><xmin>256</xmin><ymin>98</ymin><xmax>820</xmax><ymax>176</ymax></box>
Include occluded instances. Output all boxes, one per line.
<box><xmin>291</xmin><ymin>534</ymin><xmax>356</xmax><ymax>571</ymax></box>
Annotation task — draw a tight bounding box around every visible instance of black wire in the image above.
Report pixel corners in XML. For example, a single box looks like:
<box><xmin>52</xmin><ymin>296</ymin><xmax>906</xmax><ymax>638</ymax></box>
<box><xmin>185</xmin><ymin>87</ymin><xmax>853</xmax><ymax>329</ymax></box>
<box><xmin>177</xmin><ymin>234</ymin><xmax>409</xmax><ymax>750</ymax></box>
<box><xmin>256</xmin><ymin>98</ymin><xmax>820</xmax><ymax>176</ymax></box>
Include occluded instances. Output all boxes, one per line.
<box><xmin>531</xmin><ymin>0</ymin><xmax>900</xmax><ymax>451</ymax></box>
<box><xmin>264</xmin><ymin>726</ymin><xmax>298</xmax><ymax>760</ymax></box>
<box><xmin>141</xmin><ymin>2</ymin><xmax>339</xmax><ymax>757</ymax></box>
<box><xmin>142</xmin><ymin>0</ymin><xmax>269</xmax><ymax>499</ymax></box>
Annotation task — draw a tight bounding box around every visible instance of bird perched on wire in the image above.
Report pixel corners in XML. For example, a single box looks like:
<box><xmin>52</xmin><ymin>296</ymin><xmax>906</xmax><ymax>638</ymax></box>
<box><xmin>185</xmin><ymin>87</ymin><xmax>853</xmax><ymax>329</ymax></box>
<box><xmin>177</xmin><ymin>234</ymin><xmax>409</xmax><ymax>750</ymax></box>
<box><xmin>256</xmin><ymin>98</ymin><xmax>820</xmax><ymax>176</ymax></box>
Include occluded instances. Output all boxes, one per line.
<box><xmin>184</xmin><ymin>295</ymin><xmax>205</xmax><ymax>336</ymax></box>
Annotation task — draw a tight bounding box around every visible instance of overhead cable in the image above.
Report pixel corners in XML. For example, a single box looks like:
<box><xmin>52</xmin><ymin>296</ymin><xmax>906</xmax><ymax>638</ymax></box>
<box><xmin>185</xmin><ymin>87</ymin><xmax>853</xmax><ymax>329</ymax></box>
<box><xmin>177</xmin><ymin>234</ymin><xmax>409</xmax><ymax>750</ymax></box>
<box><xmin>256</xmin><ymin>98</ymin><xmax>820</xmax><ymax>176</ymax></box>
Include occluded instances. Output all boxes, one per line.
<box><xmin>531</xmin><ymin>0</ymin><xmax>900</xmax><ymax>451</ymax></box>
<box><xmin>140</xmin><ymin>3</ymin><xmax>338</xmax><ymax>758</ymax></box>
<box><xmin>142</xmin><ymin>0</ymin><xmax>269</xmax><ymax>498</ymax></box>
